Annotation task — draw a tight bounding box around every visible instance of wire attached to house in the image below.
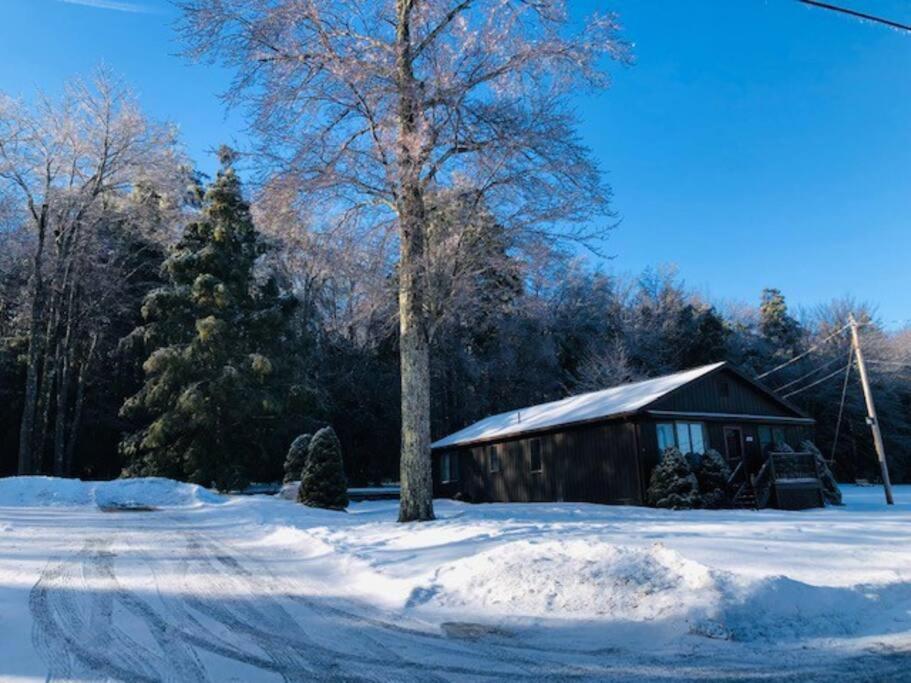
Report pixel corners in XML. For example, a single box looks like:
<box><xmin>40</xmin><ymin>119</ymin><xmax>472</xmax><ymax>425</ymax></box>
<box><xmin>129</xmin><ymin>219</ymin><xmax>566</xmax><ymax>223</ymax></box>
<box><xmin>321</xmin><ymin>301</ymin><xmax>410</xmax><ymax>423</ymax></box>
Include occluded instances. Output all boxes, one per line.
<box><xmin>755</xmin><ymin>323</ymin><xmax>850</xmax><ymax>380</ymax></box>
<box><xmin>781</xmin><ymin>364</ymin><xmax>851</xmax><ymax>399</ymax></box>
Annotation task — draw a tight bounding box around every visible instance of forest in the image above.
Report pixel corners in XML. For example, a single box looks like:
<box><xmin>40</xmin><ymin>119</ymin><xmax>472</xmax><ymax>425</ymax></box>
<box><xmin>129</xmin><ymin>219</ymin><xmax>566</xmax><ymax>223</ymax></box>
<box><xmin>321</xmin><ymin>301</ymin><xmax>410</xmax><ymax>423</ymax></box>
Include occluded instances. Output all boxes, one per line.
<box><xmin>0</xmin><ymin>71</ymin><xmax>907</xmax><ymax>491</ymax></box>
<box><xmin>1</xmin><ymin>0</ymin><xmax>909</xmax><ymax>507</ymax></box>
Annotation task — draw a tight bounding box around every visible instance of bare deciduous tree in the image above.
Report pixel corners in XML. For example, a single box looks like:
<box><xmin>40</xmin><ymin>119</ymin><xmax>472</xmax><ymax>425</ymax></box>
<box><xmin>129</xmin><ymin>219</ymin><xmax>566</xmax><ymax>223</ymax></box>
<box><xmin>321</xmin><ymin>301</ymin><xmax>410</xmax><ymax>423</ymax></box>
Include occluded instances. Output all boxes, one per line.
<box><xmin>179</xmin><ymin>0</ymin><xmax>629</xmax><ymax>520</ymax></box>
<box><xmin>0</xmin><ymin>70</ymin><xmax>184</xmax><ymax>475</ymax></box>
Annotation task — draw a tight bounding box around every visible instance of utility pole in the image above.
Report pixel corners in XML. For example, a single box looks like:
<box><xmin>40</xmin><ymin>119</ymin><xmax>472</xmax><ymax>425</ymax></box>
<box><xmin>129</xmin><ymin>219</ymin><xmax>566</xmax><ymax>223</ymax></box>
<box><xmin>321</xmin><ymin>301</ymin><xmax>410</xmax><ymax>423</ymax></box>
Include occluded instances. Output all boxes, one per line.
<box><xmin>848</xmin><ymin>313</ymin><xmax>894</xmax><ymax>505</ymax></box>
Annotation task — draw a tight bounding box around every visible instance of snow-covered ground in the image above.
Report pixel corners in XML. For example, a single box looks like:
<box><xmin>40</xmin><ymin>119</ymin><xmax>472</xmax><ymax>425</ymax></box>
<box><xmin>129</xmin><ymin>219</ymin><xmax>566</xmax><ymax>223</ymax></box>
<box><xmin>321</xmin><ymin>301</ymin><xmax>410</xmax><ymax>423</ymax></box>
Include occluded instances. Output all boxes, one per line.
<box><xmin>1</xmin><ymin>478</ymin><xmax>909</xmax><ymax>681</ymax></box>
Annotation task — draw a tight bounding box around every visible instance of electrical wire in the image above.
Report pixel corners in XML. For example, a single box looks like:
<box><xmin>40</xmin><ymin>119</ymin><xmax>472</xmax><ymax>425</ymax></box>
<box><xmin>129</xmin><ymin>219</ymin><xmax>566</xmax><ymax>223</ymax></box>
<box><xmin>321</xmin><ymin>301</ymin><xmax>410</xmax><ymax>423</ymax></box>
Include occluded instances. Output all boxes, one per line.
<box><xmin>782</xmin><ymin>364</ymin><xmax>851</xmax><ymax>399</ymax></box>
<box><xmin>829</xmin><ymin>346</ymin><xmax>854</xmax><ymax>463</ymax></box>
<box><xmin>773</xmin><ymin>354</ymin><xmax>843</xmax><ymax>393</ymax></box>
<box><xmin>756</xmin><ymin>323</ymin><xmax>850</xmax><ymax>380</ymax></box>
<box><xmin>798</xmin><ymin>0</ymin><xmax>911</xmax><ymax>33</ymax></box>
<box><xmin>866</xmin><ymin>359</ymin><xmax>911</xmax><ymax>369</ymax></box>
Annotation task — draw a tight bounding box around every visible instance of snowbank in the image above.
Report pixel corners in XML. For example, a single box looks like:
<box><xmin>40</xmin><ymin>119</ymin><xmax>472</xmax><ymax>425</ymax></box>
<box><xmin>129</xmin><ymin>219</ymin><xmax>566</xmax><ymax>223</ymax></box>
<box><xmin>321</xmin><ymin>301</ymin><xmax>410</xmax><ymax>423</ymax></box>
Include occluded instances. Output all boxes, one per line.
<box><xmin>402</xmin><ymin>536</ymin><xmax>908</xmax><ymax>644</ymax></box>
<box><xmin>0</xmin><ymin>476</ymin><xmax>224</xmax><ymax>509</ymax></box>
<box><xmin>411</xmin><ymin>539</ymin><xmax>716</xmax><ymax>620</ymax></box>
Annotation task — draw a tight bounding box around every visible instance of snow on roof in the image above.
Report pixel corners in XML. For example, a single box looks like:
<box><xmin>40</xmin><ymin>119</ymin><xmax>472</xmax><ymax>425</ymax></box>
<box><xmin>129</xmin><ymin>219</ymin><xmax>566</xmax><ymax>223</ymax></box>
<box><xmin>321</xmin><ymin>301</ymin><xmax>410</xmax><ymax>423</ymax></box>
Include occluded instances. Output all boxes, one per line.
<box><xmin>431</xmin><ymin>362</ymin><xmax>726</xmax><ymax>449</ymax></box>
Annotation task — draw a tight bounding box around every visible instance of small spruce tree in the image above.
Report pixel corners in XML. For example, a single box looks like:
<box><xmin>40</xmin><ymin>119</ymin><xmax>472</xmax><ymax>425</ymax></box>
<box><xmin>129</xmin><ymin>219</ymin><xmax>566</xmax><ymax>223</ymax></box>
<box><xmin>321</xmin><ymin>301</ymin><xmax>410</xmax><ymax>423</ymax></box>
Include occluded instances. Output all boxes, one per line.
<box><xmin>801</xmin><ymin>440</ymin><xmax>843</xmax><ymax>505</ymax></box>
<box><xmin>298</xmin><ymin>426</ymin><xmax>349</xmax><ymax>510</ymax></box>
<box><xmin>283</xmin><ymin>433</ymin><xmax>311</xmax><ymax>483</ymax></box>
<box><xmin>647</xmin><ymin>447</ymin><xmax>700</xmax><ymax>509</ymax></box>
<box><xmin>695</xmin><ymin>449</ymin><xmax>732</xmax><ymax>509</ymax></box>
<box><xmin>119</xmin><ymin>150</ymin><xmax>297</xmax><ymax>491</ymax></box>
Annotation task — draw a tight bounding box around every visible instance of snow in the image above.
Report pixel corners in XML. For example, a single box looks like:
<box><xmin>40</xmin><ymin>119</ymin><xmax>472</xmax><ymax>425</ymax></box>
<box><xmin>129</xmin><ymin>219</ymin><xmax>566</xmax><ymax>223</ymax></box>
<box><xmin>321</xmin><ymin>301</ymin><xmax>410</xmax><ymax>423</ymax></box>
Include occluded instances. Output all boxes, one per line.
<box><xmin>431</xmin><ymin>361</ymin><xmax>724</xmax><ymax>448</ymax></box>
<box><xmin>0</xmin><ymin>479</ymin><xmax>909</xmax><ymax>680</ymax></box>
<box><xmin>0</xmin><ymin>475</ymin><xmax>224</xmax><ymax>508</ymax></box>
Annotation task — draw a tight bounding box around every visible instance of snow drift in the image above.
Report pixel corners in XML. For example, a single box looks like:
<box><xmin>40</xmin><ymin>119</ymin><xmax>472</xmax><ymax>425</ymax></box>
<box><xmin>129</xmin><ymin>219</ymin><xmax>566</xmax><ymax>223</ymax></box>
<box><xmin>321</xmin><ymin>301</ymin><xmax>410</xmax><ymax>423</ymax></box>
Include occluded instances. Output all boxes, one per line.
<box><xmin>403</xmin><ymin>535</ymin><xmax>911</xmax><ymax>644</ymax></box>
<box><xmin>0</xmin><ymin>476</ymin><xmax>224</xmax><ymax>508</ymax></box>
<box><xmin>410</xmin><ymin>539</ymin><xmax>717</xmax><ymax>621</ymax></box>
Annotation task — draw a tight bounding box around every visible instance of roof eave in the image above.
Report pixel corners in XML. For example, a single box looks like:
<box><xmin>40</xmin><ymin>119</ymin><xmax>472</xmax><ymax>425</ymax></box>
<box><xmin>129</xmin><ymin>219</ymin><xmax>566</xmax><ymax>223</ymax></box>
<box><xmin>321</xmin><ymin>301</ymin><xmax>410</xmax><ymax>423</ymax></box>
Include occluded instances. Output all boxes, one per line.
<box><xmin>431</xmin><ymin>409</ymin><xmax>644</xmax><ymax>451</ymax></box>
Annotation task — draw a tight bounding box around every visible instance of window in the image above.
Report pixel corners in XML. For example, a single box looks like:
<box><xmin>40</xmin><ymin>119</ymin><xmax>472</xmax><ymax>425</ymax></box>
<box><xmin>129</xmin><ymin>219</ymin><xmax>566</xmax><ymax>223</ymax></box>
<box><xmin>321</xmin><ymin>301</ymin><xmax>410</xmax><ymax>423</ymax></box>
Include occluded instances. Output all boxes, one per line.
<box><xmin>488</xmin><ymin>445</ymin><xmax>500</xmax><ymax>473</ymax></box>
<box><xmin>676</xmin><ymin>422</ymin><xmax>692</xmax><ymax>455</ymax></box>
<box><xmin>529</xmin><ymin>440</ymin><xmax>543</xmax><ymax>473</ymax></box>
<box><xmin>440</xmin><ymin>452</ymin><xmax>458</xmax><ymax>483</ymax></box>
<box><xmin>690</xmin><ymin>424</ymin><xmax>706</xmax><ymax>454</ymax></box>
<box><xmin>656</xmin><ymin>422</ymin><xmax>707</xmax><ymax>456</ymax></box>
<box><xmin>656</xmin><ymin>423</ymin><xmax>675</xmax><ymax>451</ymax></box>
<box><xmin>759</xmin><ymin>425</ymin><xmax>787</xmax><ymax>454</ymax></box>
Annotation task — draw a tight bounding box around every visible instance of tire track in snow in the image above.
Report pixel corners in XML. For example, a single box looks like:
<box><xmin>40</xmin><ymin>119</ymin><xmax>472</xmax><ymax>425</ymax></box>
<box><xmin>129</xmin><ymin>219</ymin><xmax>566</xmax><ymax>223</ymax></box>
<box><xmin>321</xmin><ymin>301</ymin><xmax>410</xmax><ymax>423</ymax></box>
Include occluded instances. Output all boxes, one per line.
<box><xmin>181</xmin><ymin>528</ymin><xmax>570</xmax><ymax>680</ymax></box>
<box><xmin>179</xmin><ymin>532</ymin><xmax>485</xmax><ymax>681</ymax></box>
<box><xmin>30</xmin><ymin>538</ymin><xmax>166</xmax><ymax>682</ymax></box>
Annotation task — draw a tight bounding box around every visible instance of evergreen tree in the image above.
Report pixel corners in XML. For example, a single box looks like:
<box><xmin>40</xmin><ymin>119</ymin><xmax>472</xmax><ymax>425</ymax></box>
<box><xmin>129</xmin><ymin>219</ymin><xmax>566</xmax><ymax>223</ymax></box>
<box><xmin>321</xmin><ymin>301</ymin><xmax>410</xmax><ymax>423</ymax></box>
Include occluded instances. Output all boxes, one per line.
<box><xmin>283</xmin><ymin>433</ymin><xmax>311</xmax><ymax>483</ymax></box>
<box><xmin>759</xmin><ymin>288</ymin><xmax>801</xmax><ymax>354</ymax></box>
<box><xmin>694</xmin><ymin>449</ymin><xmax>732</xmax><ymax>509</ymax></box>
<box><xmin>298</xmin><ymin>426</ymin><xmax>349</xmax><ymax>510</ymax></box>
<box><xmin>119</xmin><ymin>151</ymin><xmax>297</xmax><ymax>491</ymax></box>
<box><xmin>647</xmin><ymin>447</ymin><xmax>700</xmax><ymax>509</ymax></box>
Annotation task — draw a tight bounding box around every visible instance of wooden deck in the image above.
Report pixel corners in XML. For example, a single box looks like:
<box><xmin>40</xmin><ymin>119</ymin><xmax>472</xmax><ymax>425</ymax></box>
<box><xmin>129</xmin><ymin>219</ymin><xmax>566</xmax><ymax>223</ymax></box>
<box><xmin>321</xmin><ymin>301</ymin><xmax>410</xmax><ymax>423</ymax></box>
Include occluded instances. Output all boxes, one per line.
<box><xmin>731</xmin><ymin>451</ymin><xmax>825</xmax><ymax>510</ymax></box>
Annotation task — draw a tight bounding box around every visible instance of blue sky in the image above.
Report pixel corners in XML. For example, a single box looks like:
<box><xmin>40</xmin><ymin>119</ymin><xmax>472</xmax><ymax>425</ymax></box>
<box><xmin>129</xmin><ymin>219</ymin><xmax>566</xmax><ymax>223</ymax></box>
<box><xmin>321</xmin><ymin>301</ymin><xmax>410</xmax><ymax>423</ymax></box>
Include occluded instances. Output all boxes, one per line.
<box><xmin>3</xmin><ymin>0</ymin><xmax>910</xmax><ymax>327</ymax></box>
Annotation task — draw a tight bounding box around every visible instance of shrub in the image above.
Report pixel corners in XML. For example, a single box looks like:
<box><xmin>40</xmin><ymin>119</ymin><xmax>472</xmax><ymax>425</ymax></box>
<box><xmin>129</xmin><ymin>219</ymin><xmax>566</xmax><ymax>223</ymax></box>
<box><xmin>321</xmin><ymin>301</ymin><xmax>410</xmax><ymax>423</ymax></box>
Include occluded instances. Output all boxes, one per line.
<box><xmin>283</xmin><ymin>433</ymin><xmax>311</xmax><ymax>483</ymax></box>
<box><xmin>298</xmin><ymin>426</ymin><xmax>349</xmax><ymax>510</ymax></box>
<box><xmin>695</xmin><ymin>449</ymin><xmax>732</xmax><ymax>509</ymax></box>
<box><xmin>647</xmin><ymin>447</ymin><xmax>700</xmax><ymax>509</ymax></box>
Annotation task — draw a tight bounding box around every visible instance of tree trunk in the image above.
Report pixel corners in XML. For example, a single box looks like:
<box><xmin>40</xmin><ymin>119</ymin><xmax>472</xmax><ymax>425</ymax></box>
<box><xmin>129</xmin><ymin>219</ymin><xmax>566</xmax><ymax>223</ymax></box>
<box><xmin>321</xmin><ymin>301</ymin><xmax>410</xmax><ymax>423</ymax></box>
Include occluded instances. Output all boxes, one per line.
<box><xmin>396</xmin><ymin>0</ymin><xmax>434</xmax><ymax>522</ymax></box>
<box><xmin>65</xmin><ymin>333</ymin><xmax>98</xmax><ymax>475</ymax></box>
<box><xmin>53</xmin><ymin>263</ymin><xmax>82</xmax><ymax>476</ymax></box>
<box><xmin>18</xmin><ymin>206</ymin><xmax>49</xmax><ymax>475</ymax></box>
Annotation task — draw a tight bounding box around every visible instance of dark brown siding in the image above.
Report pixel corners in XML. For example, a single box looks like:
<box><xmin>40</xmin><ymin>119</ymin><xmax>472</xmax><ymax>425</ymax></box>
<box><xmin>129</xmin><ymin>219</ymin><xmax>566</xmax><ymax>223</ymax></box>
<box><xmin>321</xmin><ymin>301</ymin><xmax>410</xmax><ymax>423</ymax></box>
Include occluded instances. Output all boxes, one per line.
<box><xmin>434</xmin><ymin>421</ymin><xmax>642</xmax><ymax>505</ymax></box>
<box><xmin>650</xmin><ymin>368</ymin><xmax>795</xmax><ymax>417</ymax></box>
<box><xmin>432</xmin><ymin>365</ymin><xmax>815</xmax><ymax>506</ymax></box>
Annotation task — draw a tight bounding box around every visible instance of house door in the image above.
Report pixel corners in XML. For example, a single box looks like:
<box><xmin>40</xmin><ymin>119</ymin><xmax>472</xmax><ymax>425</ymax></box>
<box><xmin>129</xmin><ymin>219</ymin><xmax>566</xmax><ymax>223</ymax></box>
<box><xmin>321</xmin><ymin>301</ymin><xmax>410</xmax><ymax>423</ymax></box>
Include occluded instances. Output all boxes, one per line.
<box><xmin>723</xmin><ymin>427</ymin><xmax>745</xmax><ymax>467</ymax></box>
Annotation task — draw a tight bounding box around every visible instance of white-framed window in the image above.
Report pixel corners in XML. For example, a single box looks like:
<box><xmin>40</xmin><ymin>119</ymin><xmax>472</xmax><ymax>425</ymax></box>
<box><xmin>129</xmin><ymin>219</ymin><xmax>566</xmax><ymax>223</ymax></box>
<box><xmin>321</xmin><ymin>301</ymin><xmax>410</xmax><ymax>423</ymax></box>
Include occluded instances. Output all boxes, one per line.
<box><xmin>529</xmin><ymin>439</ymin><xmax>543</xmax><ymax>473</ymax></box>
<box><xmin>656</xmin><ymin>421</ymin><xmax>707</xmax><ymax>456</ymax></box>
<box><xmin>488</xmin><ymin>445</ymin><xmax>501</xmax><ymax>473</ymax></box>
<box><xmin>440</xmin><ymin>452</ymin><xmax>458</xmax><ymax>483</ymax></box>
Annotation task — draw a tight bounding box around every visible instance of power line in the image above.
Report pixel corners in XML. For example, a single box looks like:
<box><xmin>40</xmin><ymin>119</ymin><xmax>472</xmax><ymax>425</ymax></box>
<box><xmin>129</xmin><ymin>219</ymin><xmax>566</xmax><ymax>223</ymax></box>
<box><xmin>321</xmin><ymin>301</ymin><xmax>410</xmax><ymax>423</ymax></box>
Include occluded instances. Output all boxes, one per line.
<box><xmin>798</xmin><ymin>0</ymin><xmax>911</xmax><ymax>33</ymax></box>
<box><xmin>866</xmin><ymin>359</ymin><xmax>911</xmax><ymax>369</ymax></box>
<box><xmin>830</xmin><ymin>346</ymin><xmax>855</xmax><ymax>463</ymax></box>
<box><xmin>782</xmin><ymin>364</ymin><xmax>851</xmax><ymax>399</ymax></box>
<box><xmin>755</xmin><ymin>323</ymin><xmax>849</xmax><ymax>380</ymax></box>
<box><xmin>773</xmin><ymin>354</ymin><xmax>843</xmax><ymax>392</ymax></box>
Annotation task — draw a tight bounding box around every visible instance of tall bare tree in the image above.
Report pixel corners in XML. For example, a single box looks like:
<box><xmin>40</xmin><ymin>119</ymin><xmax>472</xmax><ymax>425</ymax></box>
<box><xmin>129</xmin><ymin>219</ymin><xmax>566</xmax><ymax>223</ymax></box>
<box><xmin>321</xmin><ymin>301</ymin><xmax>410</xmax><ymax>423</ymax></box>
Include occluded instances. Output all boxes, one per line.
<box><xmin>0</xmin><ymin>71</ymin><xmax>183</xmax><ymax>475</ymax></box>
<box><xmin>179</xmin><ymin>0</ymin><xmax>629</xmax><ymax>520</ymax></box>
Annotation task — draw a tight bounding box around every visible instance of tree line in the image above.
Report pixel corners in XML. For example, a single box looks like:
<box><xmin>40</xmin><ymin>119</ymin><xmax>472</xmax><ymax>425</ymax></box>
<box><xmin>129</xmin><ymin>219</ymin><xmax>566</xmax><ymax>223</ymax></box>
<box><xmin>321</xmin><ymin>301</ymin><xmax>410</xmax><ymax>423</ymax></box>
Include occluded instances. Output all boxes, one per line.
<box><xmin>2</xmin><ymin>1</ymin><xmax>909</xmax><ymax>516</ymax></box>
<box><xmin>0</xmin><ymin>77</ymin><xmax>907</xmax><ymax>490</ymax></box>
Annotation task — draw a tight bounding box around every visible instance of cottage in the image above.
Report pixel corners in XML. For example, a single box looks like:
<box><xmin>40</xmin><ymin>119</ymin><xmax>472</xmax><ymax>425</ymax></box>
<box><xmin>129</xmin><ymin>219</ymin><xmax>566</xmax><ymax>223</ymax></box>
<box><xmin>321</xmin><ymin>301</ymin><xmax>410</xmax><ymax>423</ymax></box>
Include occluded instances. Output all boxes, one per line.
<box><xmin>431</xmin><ymin>362</ymin><xmax>816</xmax><ymax>506</ymax></box>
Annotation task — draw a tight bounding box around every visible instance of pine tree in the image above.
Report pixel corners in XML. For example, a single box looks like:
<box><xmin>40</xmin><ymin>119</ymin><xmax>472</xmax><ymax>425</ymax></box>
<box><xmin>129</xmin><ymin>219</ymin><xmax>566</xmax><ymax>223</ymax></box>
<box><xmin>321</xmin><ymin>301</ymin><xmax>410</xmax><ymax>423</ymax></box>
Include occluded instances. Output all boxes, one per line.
<box><xmin>647</xmin><ymin>447</ymin><xmax>700</xmax><ymax>509</ymax></box>
<box><xmin>283</xmin><ymin>433</ymin><xmax>311</xmax><ymax>483</ymax></box>
<box><xmin>298</xmin><ymin>426</ymin><xmax>348</xmax><ymax>510</ymax></box>
<box><xmin>759</xmin><ymin>288</ymin><xmax>801</xmax><ymax>353</ymax></box>
<box><xmin>695</xmin><ymin>449</ymin><xmax>732</xmax><ymax>509</ymax></box>
<box><xmin>119</xmin><ymin>150</ymin><xmax>297</xmax><ymax>491</ymax></box>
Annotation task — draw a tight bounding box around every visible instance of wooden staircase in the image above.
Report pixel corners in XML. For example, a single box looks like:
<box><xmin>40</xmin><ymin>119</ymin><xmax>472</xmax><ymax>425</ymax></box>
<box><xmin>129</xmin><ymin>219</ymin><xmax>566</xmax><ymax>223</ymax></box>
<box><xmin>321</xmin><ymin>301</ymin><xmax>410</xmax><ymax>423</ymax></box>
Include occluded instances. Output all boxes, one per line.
<box><xmin>728</xmin><ymin>461</ymin><xmax>757</xmax><ymax>508</ymax></box>
<box><xmin>727</xmin><ymin>452</ymin><xmax>824</xmax><ymax>510</ymax></box>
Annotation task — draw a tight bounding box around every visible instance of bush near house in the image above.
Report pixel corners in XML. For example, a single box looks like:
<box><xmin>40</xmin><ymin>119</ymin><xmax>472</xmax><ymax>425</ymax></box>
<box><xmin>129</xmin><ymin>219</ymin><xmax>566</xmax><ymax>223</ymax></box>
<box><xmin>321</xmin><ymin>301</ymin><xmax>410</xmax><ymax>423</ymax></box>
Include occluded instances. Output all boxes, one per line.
<box><xmin>694</xmin><ymin>449</ymin><xmax>732</xmax><ymax>509</ymax></box>
<box><xmin>646</xmin><ymin>447</ymin><xmax>700</xmax><ymax>509</ymax></box>
<box><xmin>284</xmin><ymin>434</ymin><xmax>311</xmax><ymax>483</ymax></box>
<box><xmin>298</xmin><ymin>426</ymin><xmax>349</xmax><ymax>510</ymax></box>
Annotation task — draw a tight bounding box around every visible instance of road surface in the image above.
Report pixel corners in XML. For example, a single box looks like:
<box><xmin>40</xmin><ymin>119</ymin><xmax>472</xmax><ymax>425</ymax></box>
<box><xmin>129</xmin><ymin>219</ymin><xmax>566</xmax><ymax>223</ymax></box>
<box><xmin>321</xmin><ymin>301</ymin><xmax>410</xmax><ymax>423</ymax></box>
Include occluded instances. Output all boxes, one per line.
<box><xmin>0</xmin><ymin>504</ymin><xmax>908</xmax><ymax>682</ymax></box>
